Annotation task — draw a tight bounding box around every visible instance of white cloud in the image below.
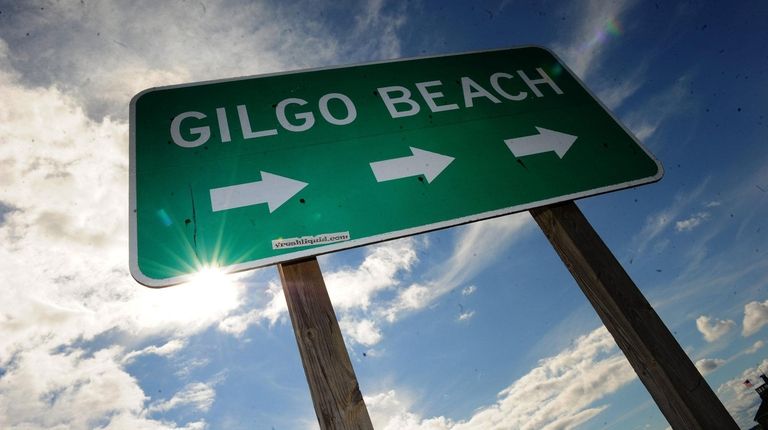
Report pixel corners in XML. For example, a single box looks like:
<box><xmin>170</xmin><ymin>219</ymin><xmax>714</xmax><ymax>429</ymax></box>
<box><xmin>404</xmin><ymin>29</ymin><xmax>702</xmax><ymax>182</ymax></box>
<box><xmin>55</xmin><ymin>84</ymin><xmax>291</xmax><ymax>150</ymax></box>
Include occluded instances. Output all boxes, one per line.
<box><xmin>744</xmin><ymin>340</ymin><xmax>765</xmax><ymax>354</ymax></box>
<box><xmin>675</xmin><ymin>212</ymin><xmax>710</xmax><ymax>232</ymax></box>
<box><xmin>217</xmin><ymin>307</ymin><xmax>265</xmax><ymax>337</ymax></box>
<box><xmin>461</xmin><ymin>285</ymin><xmax>477</xmax><ymax>296</ymax></box>
<box><xmin>152</xmin><ymin>340</ymin><xmax>187</xmax><ymax>356</ymax></box>
<box><xmin>0</xmin><ymin>3</ymin><xmax>312</xmax><ymax>119</ymax></box>
<box><xmin>340</xmin><ymin>318</ymin><xmax>383</xmax><ymax>347</ymax></box>
<box><xmin>0</xmin><ymin>345</ymin><xmax>204</xmax><ymax>429</ymax></box>
<box><xmin>632</xmin><ymin>180</ymin><xmax>709</xmax><ymax>256</ymax></box>
<box><xmin>220</xmin><ymin>215</ymin><xmax>525</xmax><ymax>342</ymax></box>
<box><xmin>0</xmin><ymin>66</ymin><xmax>251</xmax><ymax>368</ymax></box>
<box><xmin>623</xmin><ymin>74</ymin><xmax>694</xmax><ymax>142</ymax></box>
<box><xmin>382</xmin><ymin>214</ymin><xmax>531</xmax><ymax>322</ymax></box>
<box><xmin>695</xmin><ymin>315</ymin><xmax>735</xmax><ymax>342</ymax></box>
<box><xmin>383</xmin><ymin>283</ymin><xmax>433</xmax><ymax>322</ymax></box>
<box><xmin>629</xmin><ymin>123</ymin><xmax>659</xmax><ymax>142</ymax></box>
<box><xmin>0</xmin><ymin>346</ymin><xmax>141</xmax><ymax>429</ymax></box>
<box><xmin>217</xmin><ymin>280</ymin><xmax>288</xmax><ymax>335</ymax></box>
<box><xmin>123</xmin><ymin>339</ymin><xmax>188</xmax><ymax>364</ymax></box>
<box><xmin>325</xmin><ymin>238</ymin><xmax>418</xmax><ymax>311</ymax></box>
<box><xmin>592</xmin><ymin>61</ymin><xmax>650</xmax><ymax>110</ymax></box>
<box><xmin>174</xmin><ymin>358</ymin><xmax>212</xmax><ymax>380</ymax></box>
<box><xmin>639</xmin><ymin>211</ymin><xmax>674</xmax><ymax>246</ymax></box>
<box><xmin>0</xmin><ymin>1</ymin><xmax>409</xmax><ymax>121</ymax></box>
<box><xmin>435</xmin><ymin>214</ymin><xmax>531</xmax><ymax>288</ymax></box>
<box><xmin>367</xmin><ymin>390</ymin><xmax>455</xmax><ymax>430</ymax></box>
<box><xmin>218</xmin><ymin>239</ymin><xmax>418</xmax><ymax>338</ymax></box>
<box><xmin>148</xmin><ymin>382</ymin><xmax>216</xmax><ymax>414</ymax></box>
<box><xmin>695</xmin><ymin>358</ymin><xmax>725</xmax><ymax>375</ymax></box>
<box><xmin>366</xmin><ymin>326</ymin><xmax>636</xmax><ymax>430</ymax></box>
<box><xmin>742</xmin><ymin>299</ymin><xmax>768</xmax><ymax>336</ymax></box>
<box><xmin>98</xmin><ymin>415</ymin><xmax>207</xmax><ymax>430</ymax></box>
<box><xmin>717</xmin><ymin>358</ymin><xmax>768</xmax><ymax>428</ymax></box>
<box><xmin>350</xmin><ymin>0</ymin><xmax>408</xmax><ymax>61</ymax></box>
<box><xmin>457</xmin><ymin>311</ymin><xmax>475</xmax><ymax>322</ymax></box>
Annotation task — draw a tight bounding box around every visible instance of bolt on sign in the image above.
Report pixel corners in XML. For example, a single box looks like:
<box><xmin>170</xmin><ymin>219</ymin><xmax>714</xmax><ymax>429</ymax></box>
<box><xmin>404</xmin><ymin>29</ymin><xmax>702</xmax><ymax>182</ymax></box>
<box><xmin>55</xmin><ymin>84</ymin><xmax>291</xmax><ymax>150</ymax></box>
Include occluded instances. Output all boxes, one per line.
<box><xmin>130</xmin><ymin>46</ymin><xmax>662</xmax><ymax>287</ymax></box>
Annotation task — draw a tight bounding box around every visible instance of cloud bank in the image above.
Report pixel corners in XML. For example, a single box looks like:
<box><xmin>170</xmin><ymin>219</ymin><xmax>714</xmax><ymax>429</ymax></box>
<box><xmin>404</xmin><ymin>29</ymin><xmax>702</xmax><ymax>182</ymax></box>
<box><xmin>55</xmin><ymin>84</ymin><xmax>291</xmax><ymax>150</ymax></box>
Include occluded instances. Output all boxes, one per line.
<box><xmin>367</xmin><ymin>326</ymin><xmax>636</xmax><ymax>430</ymax></box>
<box><xmin>0</xmin><ymin>1</ymin><xmax>411</xmax><ymax>427</ymax></box>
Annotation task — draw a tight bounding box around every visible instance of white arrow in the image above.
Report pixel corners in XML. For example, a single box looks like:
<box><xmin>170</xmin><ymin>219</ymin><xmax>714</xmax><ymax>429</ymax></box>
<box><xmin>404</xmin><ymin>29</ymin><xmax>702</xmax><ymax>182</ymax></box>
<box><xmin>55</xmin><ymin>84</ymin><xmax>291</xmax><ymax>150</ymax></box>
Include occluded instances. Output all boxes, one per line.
<box><xmin>210</xmin><ymin>171</ymin><xmax>308</xmax><ymax>213</ymax></box>
<box><xmin>370</xmin><ymin>147</ymin><xmax>454</xmax><ymax>183</ymax></box>
<box><xmin>504</xmin><ymin>127</ymin><xmax>577</xmax><ymax>159</ymax></box>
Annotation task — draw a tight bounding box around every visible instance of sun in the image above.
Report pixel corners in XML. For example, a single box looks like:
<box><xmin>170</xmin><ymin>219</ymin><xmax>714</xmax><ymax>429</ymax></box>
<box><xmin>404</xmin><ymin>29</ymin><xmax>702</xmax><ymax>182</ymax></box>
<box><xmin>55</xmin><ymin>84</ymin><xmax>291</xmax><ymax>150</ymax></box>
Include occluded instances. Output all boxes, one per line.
<box><xmin>189</xmin><ymin>265</ymin><xmax>230</xmax><ymax>287</ymax></box>
<box><xmin>131</xmin><ymin>264</ymin><xmax>242</xmax><ymax>330</ymax></box>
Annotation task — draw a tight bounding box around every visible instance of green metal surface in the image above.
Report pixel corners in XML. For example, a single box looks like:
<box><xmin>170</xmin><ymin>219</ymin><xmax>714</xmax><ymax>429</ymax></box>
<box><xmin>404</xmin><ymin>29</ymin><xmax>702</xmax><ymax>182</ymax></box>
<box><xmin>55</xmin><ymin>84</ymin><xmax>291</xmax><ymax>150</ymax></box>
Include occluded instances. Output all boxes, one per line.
<box><xmin>130</xmin><ymin>46</ymin><xmax>661</xmax><ymax>286</ymax></box>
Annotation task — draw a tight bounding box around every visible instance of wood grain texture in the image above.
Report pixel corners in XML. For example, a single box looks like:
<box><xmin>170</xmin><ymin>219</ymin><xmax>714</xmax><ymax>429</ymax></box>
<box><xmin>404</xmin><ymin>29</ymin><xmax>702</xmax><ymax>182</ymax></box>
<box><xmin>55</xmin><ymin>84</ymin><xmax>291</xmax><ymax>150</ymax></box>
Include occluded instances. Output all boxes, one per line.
<box><xmin>279</xmin><ymin>257</ymin><xmax>373</xmax><ymax>430</ymax></box>
<box><xmin>530</xmin><ymin>201</ymin><xmax>737</xmax><ymax>430</ymax></box>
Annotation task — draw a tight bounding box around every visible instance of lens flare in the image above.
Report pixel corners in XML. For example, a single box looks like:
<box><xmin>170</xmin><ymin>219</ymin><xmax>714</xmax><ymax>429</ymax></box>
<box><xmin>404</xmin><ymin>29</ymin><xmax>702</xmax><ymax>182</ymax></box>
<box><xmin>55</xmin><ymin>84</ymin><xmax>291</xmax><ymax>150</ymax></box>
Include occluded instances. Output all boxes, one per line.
<box><xmin>581</xmin><ymin>17</ymin><xmax>623</xmax><ymax>53</ymax></box>
<box><xmin>548</xmin><ymin>63</ymin><xmax>564</xmax><ymax>77</ymax></box>
<box><xmin>156</xmin><ymin>208</ymin><xmax>173</xmax><ymax>226</ymax></box>
<box><xmin>604</xmin><ymin>18</ymin><xmax>622</xmax><ymax>36</ymax></box>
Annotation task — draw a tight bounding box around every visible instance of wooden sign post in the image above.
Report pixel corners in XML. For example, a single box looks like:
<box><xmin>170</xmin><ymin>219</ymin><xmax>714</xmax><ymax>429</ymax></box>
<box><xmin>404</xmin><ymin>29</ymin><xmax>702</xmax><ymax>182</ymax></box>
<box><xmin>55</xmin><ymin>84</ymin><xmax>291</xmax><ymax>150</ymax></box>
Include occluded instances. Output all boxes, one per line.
<box><xmin>278</xmin><ymin>257</ymin><xmax>374</xmax><ymax>430</ymax></box>
<box><xmin>531</xmin><ymin>201</ymin><xmax>738</xmax><ymax>429</ymax></box>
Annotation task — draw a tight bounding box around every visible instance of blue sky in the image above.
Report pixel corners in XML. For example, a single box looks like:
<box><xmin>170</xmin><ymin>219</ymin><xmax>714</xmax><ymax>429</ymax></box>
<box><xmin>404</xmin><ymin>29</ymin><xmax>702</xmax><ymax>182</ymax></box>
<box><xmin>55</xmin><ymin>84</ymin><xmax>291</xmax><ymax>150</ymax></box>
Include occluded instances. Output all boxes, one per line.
<box><xmin>0</xmin><ymin>1</ymin><xmax>767</xmax><ymax>429</ymax></box>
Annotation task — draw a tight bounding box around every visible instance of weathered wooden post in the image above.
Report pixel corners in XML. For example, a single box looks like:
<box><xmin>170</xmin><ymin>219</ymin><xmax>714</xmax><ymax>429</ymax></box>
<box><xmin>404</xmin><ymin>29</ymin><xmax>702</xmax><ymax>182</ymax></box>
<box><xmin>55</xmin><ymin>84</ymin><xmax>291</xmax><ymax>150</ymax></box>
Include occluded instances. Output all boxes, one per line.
<box><xmin>279</xmin><ymin>257</ymin><xmax>374</xmax><ymax>430</ymax></box>
<box><xmin>531</xmin><ymin>201</ymin><xmax>738</xmax><ymax>429</ymax></box>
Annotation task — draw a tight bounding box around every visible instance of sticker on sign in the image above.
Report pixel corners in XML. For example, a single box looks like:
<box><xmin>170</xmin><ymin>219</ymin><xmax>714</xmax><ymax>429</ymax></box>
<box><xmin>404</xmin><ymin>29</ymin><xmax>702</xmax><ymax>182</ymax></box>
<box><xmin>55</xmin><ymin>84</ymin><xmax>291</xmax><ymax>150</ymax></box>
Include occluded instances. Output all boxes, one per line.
<box><xmin>129</xmin><ymin>45</ymin><xmax>662</xmax><ymax>287</ymax></box>
<box><xmin>272</xmin><ymin>232</ymin><xmax>351</xmax><ymax>250</ymax></box>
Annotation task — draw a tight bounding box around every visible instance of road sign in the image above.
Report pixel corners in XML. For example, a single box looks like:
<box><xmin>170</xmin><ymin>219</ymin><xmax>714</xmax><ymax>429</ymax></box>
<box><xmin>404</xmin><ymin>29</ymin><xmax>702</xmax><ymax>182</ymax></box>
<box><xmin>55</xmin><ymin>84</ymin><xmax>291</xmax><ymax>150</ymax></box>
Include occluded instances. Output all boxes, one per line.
<box><xmin>130</xmin><ymin>46</ymin><xmax>662</xmax><ymax>287</ymax></box>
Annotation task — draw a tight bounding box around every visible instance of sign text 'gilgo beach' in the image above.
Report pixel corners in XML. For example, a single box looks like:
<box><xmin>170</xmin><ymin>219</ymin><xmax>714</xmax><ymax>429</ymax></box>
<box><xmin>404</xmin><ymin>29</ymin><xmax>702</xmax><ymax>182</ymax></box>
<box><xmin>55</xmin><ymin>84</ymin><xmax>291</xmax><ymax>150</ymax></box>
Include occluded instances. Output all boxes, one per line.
<box><xmin>129</xmin><ymin>46</ymin><xmax>662</xmax><ymax>287</ymax></box>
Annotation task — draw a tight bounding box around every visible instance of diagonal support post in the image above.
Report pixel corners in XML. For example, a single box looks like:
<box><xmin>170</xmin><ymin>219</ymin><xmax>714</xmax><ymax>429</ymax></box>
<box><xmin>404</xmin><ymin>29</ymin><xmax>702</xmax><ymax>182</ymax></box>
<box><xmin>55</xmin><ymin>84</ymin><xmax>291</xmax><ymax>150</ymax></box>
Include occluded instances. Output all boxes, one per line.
<box><xmin>530</xmin><ymin>200</ymin><xmax>737</xmax><ymax>429</ymax></box>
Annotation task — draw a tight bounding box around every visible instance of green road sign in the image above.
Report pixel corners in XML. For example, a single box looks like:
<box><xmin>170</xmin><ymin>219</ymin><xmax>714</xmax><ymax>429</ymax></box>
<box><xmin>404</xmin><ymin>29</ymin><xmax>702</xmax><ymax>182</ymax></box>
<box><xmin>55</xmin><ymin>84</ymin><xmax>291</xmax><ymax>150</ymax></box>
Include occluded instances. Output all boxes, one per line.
<box><xmin>130</xmin><ymin>46</ymin><xmax>662</xmax><ymax>287</ymax></box>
